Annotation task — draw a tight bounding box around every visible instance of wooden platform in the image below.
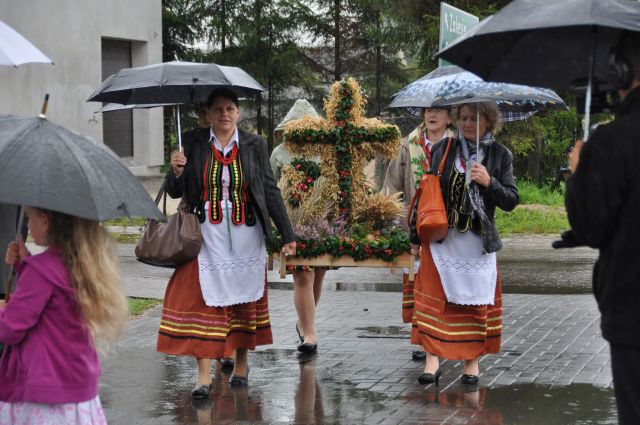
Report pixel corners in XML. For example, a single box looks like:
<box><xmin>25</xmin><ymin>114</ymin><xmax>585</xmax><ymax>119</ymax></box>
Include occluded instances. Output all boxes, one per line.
<box><xmin>276</xmin><ymin>252</ymin><xmax>415</xmax><ymax>281</ymax></box>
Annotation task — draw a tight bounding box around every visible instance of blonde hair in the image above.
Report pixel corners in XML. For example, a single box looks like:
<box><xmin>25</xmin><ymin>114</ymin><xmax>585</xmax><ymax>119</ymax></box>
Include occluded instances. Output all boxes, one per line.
<box><xmin>452</xmin><ymin>102</ymin><xmax>502</xmax><ymax>134</ymax></box>
<box><xmin>41</xmin><ymin>209</ymin><xmax>129</xmax><ymax>354</ymax></box>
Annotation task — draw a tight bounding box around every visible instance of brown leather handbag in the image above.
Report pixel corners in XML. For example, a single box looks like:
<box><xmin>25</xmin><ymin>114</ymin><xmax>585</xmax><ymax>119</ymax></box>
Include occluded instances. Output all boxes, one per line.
<box><xmin>135</xmin><ymin>179</ymin><xmax>201</xmax><ymax>268</ymax></box>
<box><xmin>409</xmin><ymin>138</ymin><xmax>453</xmax><ymax>243</ymax></box>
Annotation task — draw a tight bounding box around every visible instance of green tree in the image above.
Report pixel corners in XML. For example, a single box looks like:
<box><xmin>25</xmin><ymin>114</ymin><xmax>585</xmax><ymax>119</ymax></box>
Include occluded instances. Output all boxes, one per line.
<box><xmin>385</xmin><ymin>0</ymin><xmax>510</xmax><ymax>73</ymax></box>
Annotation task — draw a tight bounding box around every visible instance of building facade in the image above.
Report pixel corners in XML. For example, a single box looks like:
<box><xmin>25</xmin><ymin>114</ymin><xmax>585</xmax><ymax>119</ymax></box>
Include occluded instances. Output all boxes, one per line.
<box><xmin>0</xmin><ymin>0</ymin><xmax>164</xmax><ymax>175</ymax></box>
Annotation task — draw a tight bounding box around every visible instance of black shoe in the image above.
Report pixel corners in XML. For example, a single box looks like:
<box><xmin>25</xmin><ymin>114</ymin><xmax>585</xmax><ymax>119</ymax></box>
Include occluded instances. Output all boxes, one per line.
<box><xmin>296</xmin><ymin>322</ymin><xmax>304</xmax><ymax>343</ymax></box>
<box><xmin>297</xmin><ymin>342</ymin><xmax>318</xmax><ymax>354</ymax></box>
<box><xmin>220</xmin><ymin>357</ymin><xmax>235</xmax><ymax>373</ymax></box>
<box><xmin>460</xmin><ymin>374</ymin><xmax>479</xmax><ymax>385</ymax></box>
<box><xmin>229</xmin><ymin>374</ymin><xmax>248</xmax><ymax>387</ymax></box>
<box><xmin>191</xmin><ymin>381</ymin><xmax>212</xmax><ymax>399</ymax></box>
<box><xmin>412</xmin><ymin>350</ymin><xmax>427</xmax><ymax>361</ymax></box>
<box><xmin>418</xmin><ymin>369</ymin><xmax>441</xmax><ymax>386</ymax></box>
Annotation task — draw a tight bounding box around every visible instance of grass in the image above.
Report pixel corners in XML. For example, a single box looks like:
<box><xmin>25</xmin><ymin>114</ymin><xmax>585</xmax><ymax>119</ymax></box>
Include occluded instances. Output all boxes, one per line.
<box><xmin>113</xmin><ymin>233</ymin><xmax>141</xmax><ymax>244</ymax></box>
<box><xmin>496</xmin><ymin>205</ymin><xmax>569</xmax><ymax>234</ymax></box>
<box><xmin>494</xmin><ymin>181</ymin><xmax>568</xmax><ymax>234</ymax></box>
<box><xmin>128</xmin><ymin>297</ymin><xmax>161</xmax><ymax>316</ymax></box>
<box><xmin>104</xmin><ymin>217</ymin><xmax>148</xmax><ymax>228</ymax></box>
<box><xmin>517</xmin><ymin>181</ymin><xmax>565</xmax><ymax>206</ymax></box>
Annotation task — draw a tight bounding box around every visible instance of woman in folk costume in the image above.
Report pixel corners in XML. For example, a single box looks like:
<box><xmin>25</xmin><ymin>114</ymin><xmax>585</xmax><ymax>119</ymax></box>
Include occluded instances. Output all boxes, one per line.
<box><xmin>270</xmin><ymin>100</ymin><xmax>326</xmax><ymax>354</ymax></box>
<box><xmin>383</xmin><ymin>107</ymin><xmax>453</xmax><ymax>361</ymax></box>
<box><xmin>158</xmin><ymin>88</ymin><xmax>296</xmax><ymax>397</ymax></box>
<box><xmin>409</xmin><ymin>102</ymin><xmax>518</xmax><ymax>386</ymax></box>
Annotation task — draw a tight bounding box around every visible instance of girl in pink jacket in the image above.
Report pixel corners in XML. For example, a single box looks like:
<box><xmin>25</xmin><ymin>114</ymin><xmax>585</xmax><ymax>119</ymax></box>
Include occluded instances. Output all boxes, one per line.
<box><xmin>0</xmin><ymin>207</ymin><xmax>129</xmax><ymax>424</ymax></box>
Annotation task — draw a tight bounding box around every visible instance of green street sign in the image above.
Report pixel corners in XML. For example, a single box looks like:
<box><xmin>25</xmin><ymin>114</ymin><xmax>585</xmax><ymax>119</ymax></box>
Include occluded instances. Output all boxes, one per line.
<box><xmin>438</xmin><ymin>2</ymin><xmax>479</xmax><ymax>67</ymax></box>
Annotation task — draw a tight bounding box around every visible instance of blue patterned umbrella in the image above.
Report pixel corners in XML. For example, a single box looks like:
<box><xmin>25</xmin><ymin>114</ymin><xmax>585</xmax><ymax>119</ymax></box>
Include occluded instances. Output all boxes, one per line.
<box><xmin>430</xmin><ymin>72</ymin><xmax>567</xmax><ymax>111</ymax></box>
<box><xmin>389</xmin><ymin>65</ymin><xmax>566</xmax><ymax>115</ymax></box>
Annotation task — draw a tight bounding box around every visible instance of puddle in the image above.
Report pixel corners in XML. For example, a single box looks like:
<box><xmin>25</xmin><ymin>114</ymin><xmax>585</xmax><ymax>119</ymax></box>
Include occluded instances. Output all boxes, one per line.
<box><xmin>354</xmin><ymin>325</ymin><xmax>411</xmax><ymax>339</ymax></box>
<box><xmin>486</xmin><ymin>384</ymin><xmax>617</xmax><ymax>424</ymax></box>
<box><xmin>101</xmin><ymin>348</ymin><xmax>617</xmax><ymax>424</ymax></box>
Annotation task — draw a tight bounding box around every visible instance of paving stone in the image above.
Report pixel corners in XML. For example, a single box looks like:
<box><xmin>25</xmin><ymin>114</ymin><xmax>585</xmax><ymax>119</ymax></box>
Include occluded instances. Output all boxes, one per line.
<box><xmin>101</xmin><ymin>244</ymin><xmax>618</xmax><ymax>424</ymax></box>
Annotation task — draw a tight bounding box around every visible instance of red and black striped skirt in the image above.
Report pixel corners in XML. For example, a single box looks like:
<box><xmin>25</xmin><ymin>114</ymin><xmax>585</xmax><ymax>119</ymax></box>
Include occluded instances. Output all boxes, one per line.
<box><xmin>410</xmin><ymin>244</ymin><xmax>502</xmax><ymax>360</ymax></box>
<box><xmin>157</xmin><ymin>258</ymin><xmax>272</xmax><ymax>359</ymax></box>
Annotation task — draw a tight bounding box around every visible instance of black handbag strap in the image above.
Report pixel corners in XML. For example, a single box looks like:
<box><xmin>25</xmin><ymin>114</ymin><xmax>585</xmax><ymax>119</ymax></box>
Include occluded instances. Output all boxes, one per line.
<box><xmin>153</xmin><ymin>178</ymin><xmax>168</xmax><ymax>216</ymax></box>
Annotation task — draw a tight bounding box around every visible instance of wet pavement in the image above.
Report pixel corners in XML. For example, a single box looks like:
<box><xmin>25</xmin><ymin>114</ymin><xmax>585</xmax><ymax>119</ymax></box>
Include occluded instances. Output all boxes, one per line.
<box><xmin>103</xmin><ymin>240</ymin><xmax>616</xmax><ymax>424</ymax></box>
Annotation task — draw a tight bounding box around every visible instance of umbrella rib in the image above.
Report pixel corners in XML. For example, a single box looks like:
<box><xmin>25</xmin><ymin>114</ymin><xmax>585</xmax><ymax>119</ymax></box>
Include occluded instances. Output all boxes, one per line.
<box><xmin>51</xmin><ymin>124</ymin><xmax>103</xmax><ymax>220</ymax></box>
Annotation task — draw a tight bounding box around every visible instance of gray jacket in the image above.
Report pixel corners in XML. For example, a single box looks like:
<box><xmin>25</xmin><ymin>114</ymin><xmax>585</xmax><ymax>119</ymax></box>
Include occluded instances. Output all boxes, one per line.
<box><xmin>382</xmin><ymin>138</ymin><xmax>415</xmax><ymax>231</ymax></box>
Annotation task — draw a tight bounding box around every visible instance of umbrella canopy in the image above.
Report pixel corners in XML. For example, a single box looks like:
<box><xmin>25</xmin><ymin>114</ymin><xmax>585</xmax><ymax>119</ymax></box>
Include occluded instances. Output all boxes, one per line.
<box><xmin>0</xmin><ymin>115</ymin><xmax>163</xmax><ymax>221</ymax></box>
<box><xmin>389</xmin><ymin>65</ymin><xmax>566</xmax><ymax>116</ymax></box>
<box><xmin>0</xmin><ymin>19</ymin><xmax>53</xmax><ymax>66</ymax></box>
<box><xmin>95</xmin><ymin>102</ymin><xmax>174</xmax><ymax>113</ymax></box>
<box><xmin>436</xmin><ymin>0</ymin><xmax>640</xmax><ymax>91</ymax></box>
<box><xmin>430</xmin><ymin>71</ymin><xmax>567</xmax><ymax>111</ymax></box>
<box><xmin>87</xmin><ymin>61</ymin><xmax>265</xmax><ymax>105</ymax></box>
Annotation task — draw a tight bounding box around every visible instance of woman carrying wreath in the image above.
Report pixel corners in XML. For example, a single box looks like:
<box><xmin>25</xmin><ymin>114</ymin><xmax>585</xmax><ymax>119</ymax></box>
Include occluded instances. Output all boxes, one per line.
<box><xmin>383</xmin><ymin>107</ymin><xmax>453</xmax><ymax>361</ymax></box>
<box><xmin>158</xmin><ymin>88</ymin><xmax>296</xmax><ymax>397</ymax></box>
<box><xmin>409</xmin><ymin>102</ymin><xmax>518</xmax><ymax>386</ymax></box>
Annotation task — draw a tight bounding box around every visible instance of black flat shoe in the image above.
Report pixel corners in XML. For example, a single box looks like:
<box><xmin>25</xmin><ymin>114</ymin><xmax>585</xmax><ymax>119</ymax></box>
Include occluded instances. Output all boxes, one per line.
<box><xmin>220</xmin><ymin>357</ymin><xmax>235</xmax><ymax>373</ymax></box>
<box><xmin>229</xmin><ymin>374</ymin><xmax>249</xmax><ymax>387</ymax></box>
<box><xmin>412</xmin><ymin>350</ymin><xmax>427</xmax><ymax>361</ymax></box>
<box><xmin>418</xmin><ymin>369</ymin><xmax>441</xmax><ymax>386</ymax></box>
<box><xmin>296</xmin><ymin>322</ymin><xmax>304</xmax><ymax>343</ymax></box>
<box><xmin>191</xmin><ymin>381</ymin><xmax>212</xmax><ymax>399</ymax></box>
<box><xmin>297</xmin><ymin>342</ymin><xmax>318</xmax><ymax>353</ymax></box>
<box><xmin>460</xmin><ymin>374</ymin><xmax>479</xmax><ymax>385</ymax></box>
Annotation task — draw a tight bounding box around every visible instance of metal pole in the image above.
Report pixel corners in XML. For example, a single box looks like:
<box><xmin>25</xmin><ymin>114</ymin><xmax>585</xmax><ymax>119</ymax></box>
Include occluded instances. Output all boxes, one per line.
<box><xmin>582</xmin><ymin>32</ymin><xmax>597</xmax><ymax>142</ymax></box>
<box><xmin>476</xmin><ymin>107</ymin><xmax>480</xmax><ymax>154</ymax></box>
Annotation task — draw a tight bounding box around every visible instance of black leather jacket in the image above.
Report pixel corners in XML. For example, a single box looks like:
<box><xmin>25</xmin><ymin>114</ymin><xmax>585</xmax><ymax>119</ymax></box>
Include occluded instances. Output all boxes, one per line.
<box><xmin>410</xmin><ymin>137</ymin><xmax>519</xmax><ymax>253</ymax></box>
<box><xmin>165</xmin><ymin>127</ymin><xmax>295</xmax><ymax>244</ymax></box>
<box><xmin>565</xmin><ymin>86</ymin><xmax>640</xmax><ymax>347</ymax></box>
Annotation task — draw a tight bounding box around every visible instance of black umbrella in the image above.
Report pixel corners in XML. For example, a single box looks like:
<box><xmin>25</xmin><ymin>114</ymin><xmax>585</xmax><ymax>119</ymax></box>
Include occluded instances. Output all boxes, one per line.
<box><xmin>0</xmin><ymin>114</ymin><xmax>163</xmax><ymax>222</ymax></box>
<box><xmin>436</xmin><ymin>0</ymin><xmax>640</xmax><ymax>140</ymax></box>
<box><xmin>437</xmin><ymin>0</ymin><xmax>640</xmax><ymax>91</ymax></box>
<box><xmin>87</xmin><ymin>61</ymin><xmax>264</xmax><ymax>149</ymax></box>
<box><xmin>87</xmin><ymin>61</ymin><xmax>264</xmax><ymax>104</ymax></box>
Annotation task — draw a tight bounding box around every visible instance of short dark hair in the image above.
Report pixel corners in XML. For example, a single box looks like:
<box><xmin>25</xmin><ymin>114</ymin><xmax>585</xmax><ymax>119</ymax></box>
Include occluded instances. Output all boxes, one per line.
<box><xmin>619</xmin><ymin>31</ymin><xmax>640</xmax><ymax>80</ymax></box>
<box><xmin>206</xmin><ymin>88</ymin><xmax>240</xmax><ymax>108</ymax></box>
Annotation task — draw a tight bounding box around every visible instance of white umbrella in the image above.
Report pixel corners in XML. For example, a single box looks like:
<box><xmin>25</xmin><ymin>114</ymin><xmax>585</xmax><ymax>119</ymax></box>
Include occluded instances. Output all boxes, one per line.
<box><xmin>0</xmin><ymin>19</ymin><xmax>53</xmax><ymax>66</ymax></box>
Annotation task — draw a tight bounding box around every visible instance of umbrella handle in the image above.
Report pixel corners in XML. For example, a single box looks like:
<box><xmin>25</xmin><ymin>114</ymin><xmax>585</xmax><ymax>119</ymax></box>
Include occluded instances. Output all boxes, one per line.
<box><xmin>176</xmin><ymin>104</ymin><xmax>183</xmax><ymax>152</ymax></box>
<box><xmin>38</xmin><ymin>93</ymin><xmax>50</xmax><ymax>119</ymax></box>
<box><xmin>4</xmin><ymin>207</ymin><xmax>25</xmax><ymax>301</ymax></box>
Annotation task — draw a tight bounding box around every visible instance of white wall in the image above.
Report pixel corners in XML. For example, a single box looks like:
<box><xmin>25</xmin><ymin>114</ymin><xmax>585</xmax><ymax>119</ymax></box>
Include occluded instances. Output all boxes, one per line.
<box><xmin>0</xmin><ymin>0</ymin><xmax>163</xmax><ymax>174</ymax></box>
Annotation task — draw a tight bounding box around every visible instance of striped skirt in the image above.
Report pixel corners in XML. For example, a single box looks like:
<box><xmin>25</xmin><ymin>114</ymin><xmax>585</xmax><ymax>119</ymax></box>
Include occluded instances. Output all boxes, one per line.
<box><xmin>157</xmin><ymin>258</ymin><xmax>272</xmax><ymax>359</ymax></box>
<box><xmin>410</xmin><ymin>244</ymin><xmax>502</xmax><ymax>360</ymax></box>
<box><xmin>401</xmin><ymin>273</ymin><xmax>415</xmax><ymax>324</ymax></box>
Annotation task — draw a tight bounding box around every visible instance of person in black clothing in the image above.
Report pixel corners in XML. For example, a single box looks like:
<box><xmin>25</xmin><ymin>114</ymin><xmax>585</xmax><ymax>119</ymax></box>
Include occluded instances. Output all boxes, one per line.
<box><xmin>565</xmin><ymin>31</ymin><xmax>640</xmax><ymax>425</ymax></box>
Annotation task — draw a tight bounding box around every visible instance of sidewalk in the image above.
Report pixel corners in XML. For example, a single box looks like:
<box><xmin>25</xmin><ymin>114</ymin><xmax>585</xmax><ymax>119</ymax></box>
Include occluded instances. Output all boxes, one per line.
<box><xmin>102</xmin><ymin>243</ymin><xmax>615</xmax><ymax>424</ymax></box>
